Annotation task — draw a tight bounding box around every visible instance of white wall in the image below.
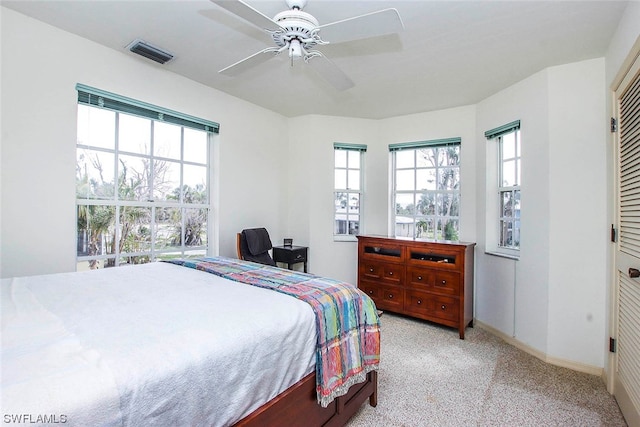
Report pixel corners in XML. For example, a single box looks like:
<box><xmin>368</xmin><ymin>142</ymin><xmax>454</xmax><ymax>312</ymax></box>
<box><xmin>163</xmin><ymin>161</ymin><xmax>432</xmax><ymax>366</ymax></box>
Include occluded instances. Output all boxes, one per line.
<box><xmin>0</xmin><ymin>8</ymin><xmax>289</xmax><ymax>278</ymax></box>
<box><xmin>547</xmin><ymin>58</ymin><xmax>607</xmax><ymax>367</ymax></box>
<box><xmin>476</xmin><ymin>69</ymin><xmax>551</xmax><ymax>352</ymax></box>
<box><xmin>475</xmin><ymin>58</ymin><xmax>608</xmax><ymax>368</ymax></box>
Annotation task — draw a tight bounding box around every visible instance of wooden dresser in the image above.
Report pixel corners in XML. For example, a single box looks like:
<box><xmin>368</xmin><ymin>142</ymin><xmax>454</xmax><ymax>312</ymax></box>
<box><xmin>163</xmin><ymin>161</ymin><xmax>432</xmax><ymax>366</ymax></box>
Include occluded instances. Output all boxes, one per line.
<box><xmin>357</xmin><ymin>235</ymin><xmax>475</xmax><ymax>339</ymax></box>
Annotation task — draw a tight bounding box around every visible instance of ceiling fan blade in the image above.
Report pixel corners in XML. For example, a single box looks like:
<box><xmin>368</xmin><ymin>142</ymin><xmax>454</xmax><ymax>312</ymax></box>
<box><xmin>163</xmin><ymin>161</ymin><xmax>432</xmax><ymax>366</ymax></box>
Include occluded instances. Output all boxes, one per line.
<box><xmin>306</xmin><ymin>54</ymin><xmax>354</xmax><ymax>91</ymax></box>
<box><xmin>219</xmin><ymin>48</ymin><xmax>280</xmax><ymax>76</ymax></box>
<box><xmin>318</xmin><ymin>8</ymin><xmax>404</xmax><ymax>44</ymax></box>
<box><xmin>211</xmin><ymin>0</ymin><xmax>284</xmax><ymax>32</ymax></box>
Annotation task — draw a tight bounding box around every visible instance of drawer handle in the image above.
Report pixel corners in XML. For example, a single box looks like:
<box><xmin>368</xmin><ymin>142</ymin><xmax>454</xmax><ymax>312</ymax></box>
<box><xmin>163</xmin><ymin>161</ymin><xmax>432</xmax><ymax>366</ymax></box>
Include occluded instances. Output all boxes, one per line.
<box><xmin>417</xmin><ymin>276</ymin><xmax>422</xmax><ymax>280</ymax></box>
<box><xmin>441</xmin><ymin>305</ymin><xmax>446</xmax><ymax>310</ymax></box>
<box><xmin>296</xmin><ymin>254</ymin><xmax>302</xmax><ymax>259</ymax></box>
<box><xmin>368</xmin><ymin>290</ymin><xmax>373</xmax><ymax>295</ymax></box>
<box><xmin>389</xmin><ymin>294</ymin><xmax>393</xmax><ymax>299</ymax></box>
<box><xmin>389</xmin><ymin>271</ymin><xmax>393</xmax><ymax>276</ymax></box>
<box><xmin>441</xmin><ymin>280</ymin><xmax>446</xmax><ymax>285</ymax></box>
<box><xmin>417</xmin><ymin>299</ymin><xmax>422</xmax><ymax>305</ymax></box>
<box><xmin>369</xmin><ymin>268</ymin><xmax>374</xmax><ymax>272</ymax></box>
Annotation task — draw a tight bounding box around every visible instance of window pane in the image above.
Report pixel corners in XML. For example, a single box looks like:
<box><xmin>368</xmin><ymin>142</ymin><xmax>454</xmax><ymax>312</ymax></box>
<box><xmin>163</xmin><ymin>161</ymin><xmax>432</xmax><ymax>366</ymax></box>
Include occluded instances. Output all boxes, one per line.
<box><xmin>417</xmin><ymin>149</ymin><xmax>436</xmax><ymax>167</ymax></box>
<box><xmin>184</xmin><ymin>128</ymin><xmax>208</xmax><ymax>164</ymax></box>
<box><xmin>184</xmin><ymin>208</ymin><xmax>208</xmax><ymax>247</ymax></box>
<box><xmin>439</xmin><ymin>168</ymin><xmax>460</xmax><ymax>191</ymax></box>
<box><xmin>500</xmin><ymin>220</ymin><xmax>513</xmax><ymax>247</ymax></box>
<box><xmin>395</xmin><ymin>150</ymin><xmax>414</xmax><ymax>168</ymax></box>
<box><xmin>441</xmin><ymin>218</ymin><xmax>459</xmax><ymax>241</ymax></box>
<box><xmin>396</xmin><ymin>170</ymin><xmax>415</xmax><ymax>191</ymax></box>
<box><xmin>335</xmin><ymin>169</ymin><xmax>347</xmax><ymax>189</ymax></box>
<box><xmin>395</xmin><ymin>218</ymin><xmax>414</xmax><ymax>238</ymax></box>
<box><xmin>153</xmin><ymin>160</ymin><xmax>180</xmax><ymax>202</ymax></box>
<box><xmin>348</xmin><ymin>220</ymin><xmax>359</xmax><ymax>235</ymax></box>
<box><xmin>395</xmin><ymin>193</ymin><xmax>415</xmax><ymax>215</ymax></box>
<box><xmin>156</xmin><ymin>207</ymin><xmax>181</xmax><ymax>250</ymax></box>
<box><xmin>416</xmin><ymin>193</ymin><xmax>435</xmax><ymax>215</ymax></box>
<box><xmin>416</xmin><ymin>218</ymin><xmax>435</xmax><ymax>239</ymax></box>
<box><xmin>416</xmin><ymin>169</ymin><xmax>437</xmax><ymax>191</ymax></box>
<box><xmin>439</xmin><ymin>146</ymin><xmax>460</xmax><ymax>166</ymax></box>
<box><xmin>154</xmin><ymin>121</ymin><xmax>181</xmax><ymax>160</ymax></box>
<box><xmin>438</xmin><ymin>193</ymin><xmax>460</xmax><ymax>217</ymax></box>
<box><xmin>502</xmin><ymin>159</ymin><xmax>516</xmax><ymax>187</ymax></box>
<box><xmin>347</xmin><ymin>150</ymin><xmax>360</xmax><ymax>169</ymax></box>
<box><xmin>501</xmin><ymin>191</ymin><xmax>513</xmax><ymax>217</ymax></box>
<box><xmin>77</xmin><ymin>105</ymin><xmax>115</xmax><ymax>149</ymax></box>
<box><xmin>119</xmin><ymin>114</ymin><xmax>150</xmax><ymax>155</ymax></box>
<box><xmin>347</xmin><ymin>170</ymin><xmax>360</xmax><ymax>190</ymax></box>
<box><xmin>348</xmin><ymin>193</ymin><xmax>360</xmax><ymax>213</ymax></box>
<box><xmin>118</xmin><ymin>206</ymin><xmax>151</xmax><ymax>254</ymax></box>
<box><xmin>502</xmin><ymin>133</ymin><xmax>516</xmax><ymax>159</ymax></box>
<box><xmin>118</xmin><ymin>154</ymin><xmax>151</xmax><ymax>201</ymax></box>
<box><xmin>335</xmin><ymin>150</ymin><xmax>347</xmax><ymax>168</ymax></box>
<box><xmin>76</xmin><ymin>204</ymin><xmax>116</xmax><ymax>259</ymax></box>
<box><xmin>335</xmin><ymin>192</ymin><xmax>348</xmax><ymax>212</ymax></box>
<box><xmin>183</xmin><ymin>165</ymin><xmax>208</xmax><ymax>203</ymax></box>
<box><xmin>76</xmin><ymin>149</ymin><xmax>115</xmax><ymax>199</ymax></box>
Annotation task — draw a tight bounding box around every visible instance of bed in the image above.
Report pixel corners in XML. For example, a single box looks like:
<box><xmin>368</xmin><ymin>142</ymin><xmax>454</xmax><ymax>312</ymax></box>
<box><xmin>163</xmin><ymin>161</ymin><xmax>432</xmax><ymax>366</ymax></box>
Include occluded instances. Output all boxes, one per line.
<box><xmin>1</xmin><ymin>256</ymin><xmax>379</xmax><ymax>426</ymax></box>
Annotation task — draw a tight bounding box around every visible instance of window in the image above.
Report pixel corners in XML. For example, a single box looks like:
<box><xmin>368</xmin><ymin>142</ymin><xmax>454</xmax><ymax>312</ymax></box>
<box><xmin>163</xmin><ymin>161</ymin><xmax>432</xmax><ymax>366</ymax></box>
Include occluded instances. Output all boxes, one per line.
<box><xmin>485</xmin><ymin>121</ymin><xmax>521</xmax><ymax>256</ymax></box>
<box><xmin>390</xmin><ymin>138</ymin><xmax>461</xmax><ymax>240</ymax></box>
<box><xmin>334</xmin><ymin>143</ymin><xmax>366</xmax><ymax>240</ymax></box>
<box><xmin>75</xmin><ymin>84</ymin><xmax>219</xmax><ymax>270</ymax></box>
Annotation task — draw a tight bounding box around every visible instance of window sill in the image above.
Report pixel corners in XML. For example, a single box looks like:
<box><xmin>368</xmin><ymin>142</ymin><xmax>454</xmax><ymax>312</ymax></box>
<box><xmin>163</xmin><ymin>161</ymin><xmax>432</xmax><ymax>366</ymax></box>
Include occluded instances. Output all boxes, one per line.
<box><xmin>484</xmin><ymin>250</ymin><xmax>520</xmax><ymax>261</ymax></box>
<box><xmin>334</xmin><ymin>235</ymin><xmax>358</xmax><ymax>242</ymax></box>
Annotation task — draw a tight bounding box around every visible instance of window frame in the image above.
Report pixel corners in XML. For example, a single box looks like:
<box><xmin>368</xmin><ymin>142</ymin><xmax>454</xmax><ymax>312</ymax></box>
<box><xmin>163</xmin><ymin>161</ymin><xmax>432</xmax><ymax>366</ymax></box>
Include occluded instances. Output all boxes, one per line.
<box><xmin>75</xmin><ymin>85</ymin><xmax>216</xmax><ymax>270</ymax></box>
<box><xmin>485</xmin><ymin>121</ymin><xmax>521</xmax><ymax>259</ymax></box>
<box><xmin>333</xmin><ymin>143</ymin><xmax>366</xmax><ymax>241</ymax></box>
<box><xmin>389</xmin><ymin>138</ymin><xmax>461</xmax><ymax>241</ymax></box>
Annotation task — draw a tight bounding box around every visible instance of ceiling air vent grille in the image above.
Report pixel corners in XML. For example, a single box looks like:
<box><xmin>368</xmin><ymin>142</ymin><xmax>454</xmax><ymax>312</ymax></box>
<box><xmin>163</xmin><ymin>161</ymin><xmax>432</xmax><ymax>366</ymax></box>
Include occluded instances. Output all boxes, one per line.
<box><xmin>127</xmin><ymin>39</ymin><xmax>173</xmax><ymax>64</ymax></box>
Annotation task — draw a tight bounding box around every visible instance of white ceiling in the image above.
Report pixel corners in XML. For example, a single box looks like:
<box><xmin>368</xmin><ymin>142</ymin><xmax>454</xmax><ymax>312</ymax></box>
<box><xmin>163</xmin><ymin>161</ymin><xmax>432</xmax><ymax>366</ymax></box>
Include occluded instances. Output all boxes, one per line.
<box><xmin>1</xmin><ymin>0</ymin><xmax>630</xmax><ymax>119</ymax></box>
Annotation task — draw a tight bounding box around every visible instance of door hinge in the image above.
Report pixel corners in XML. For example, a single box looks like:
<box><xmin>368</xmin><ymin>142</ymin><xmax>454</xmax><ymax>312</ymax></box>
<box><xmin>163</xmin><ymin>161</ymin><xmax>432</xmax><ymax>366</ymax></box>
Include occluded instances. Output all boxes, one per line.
<box><xmin>611</xmin><ymin>117</ymin><xmax>618</xmax><ymax>133</ymax></box>
<box><xmin>610</xmin><ymin>337</ymin><xmax>617</xmax><ymax>353</ymax></box>
<box><xmin>611</xmin><ymin>224</ymin><xmax>617</xmax><ymax>242</ymax></box>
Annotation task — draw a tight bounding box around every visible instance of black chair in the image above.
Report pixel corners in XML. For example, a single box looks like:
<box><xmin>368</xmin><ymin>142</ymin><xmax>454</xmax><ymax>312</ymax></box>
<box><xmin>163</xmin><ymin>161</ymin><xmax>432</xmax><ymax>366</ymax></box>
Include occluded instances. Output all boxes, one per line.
<box><xmin>236</xmin><ymin>228</ymin><xmax>276</xmax><ymax>266</ymax></box>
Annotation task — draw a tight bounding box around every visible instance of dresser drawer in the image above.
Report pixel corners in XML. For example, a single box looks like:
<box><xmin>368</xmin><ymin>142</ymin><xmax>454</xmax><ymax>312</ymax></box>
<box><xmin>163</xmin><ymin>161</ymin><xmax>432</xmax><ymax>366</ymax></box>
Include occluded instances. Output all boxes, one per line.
<box><xmin>432</xmin><ymin>271</ymin><xmax>460</xmax><ymax>296</ymax></box>
<box><xmin>430</xmin><ymin>295</ymin><xmax>459</xmax><ymax>322</ymax></box>
<box><xmin>360</xmin><ymin>281</ymin><xmax>403</xmax><ymax>311</ymax></box>
<box><xmin>404</xmin><ymin>290</ymin><xmax>432</xmax><ymax>316</ymax></box>
<box><xmin>359</xmin><ymin>262</ymin><xmax>404</xmax><ymax>285</ymax></box>
<box><xmin>406</xmin><ymin>267</ymin><xmax>435</xmax><ymax>290</ymax></box>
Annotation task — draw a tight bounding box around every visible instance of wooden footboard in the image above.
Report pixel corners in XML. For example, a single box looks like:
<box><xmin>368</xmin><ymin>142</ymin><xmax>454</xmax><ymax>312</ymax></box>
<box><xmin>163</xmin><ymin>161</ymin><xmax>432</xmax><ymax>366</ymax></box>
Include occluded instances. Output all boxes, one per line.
<box><xmin>234</xmin><ymin>370</ymin><xmax>378</xmax><ymax>427</ymax></box>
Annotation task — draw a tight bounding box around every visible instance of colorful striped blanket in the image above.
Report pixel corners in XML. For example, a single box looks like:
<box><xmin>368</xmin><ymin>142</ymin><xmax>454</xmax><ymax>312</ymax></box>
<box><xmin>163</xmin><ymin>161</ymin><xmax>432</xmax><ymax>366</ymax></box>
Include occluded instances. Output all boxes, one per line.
<box><xmin>165</xmin><ymin>256</ymin><xmax>380</xmax><ymax>407</ymax></box>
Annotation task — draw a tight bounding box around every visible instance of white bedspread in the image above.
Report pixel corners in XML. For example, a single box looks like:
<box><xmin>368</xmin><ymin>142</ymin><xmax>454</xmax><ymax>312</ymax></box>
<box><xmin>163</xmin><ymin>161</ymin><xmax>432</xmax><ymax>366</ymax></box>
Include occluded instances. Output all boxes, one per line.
<box><xmin>1</xmin><ymin>262</ymin><xmax>317</xmax><ymax>426</ymax></box>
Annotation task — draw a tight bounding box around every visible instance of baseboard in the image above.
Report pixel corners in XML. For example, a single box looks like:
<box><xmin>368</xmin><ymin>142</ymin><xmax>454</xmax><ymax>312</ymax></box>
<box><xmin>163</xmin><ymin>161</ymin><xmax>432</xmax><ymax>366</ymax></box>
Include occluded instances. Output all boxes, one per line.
<box><xmin>475</xmin><ymin>319</ymin><xmax>604</xmax><ymax>377</ymax></box>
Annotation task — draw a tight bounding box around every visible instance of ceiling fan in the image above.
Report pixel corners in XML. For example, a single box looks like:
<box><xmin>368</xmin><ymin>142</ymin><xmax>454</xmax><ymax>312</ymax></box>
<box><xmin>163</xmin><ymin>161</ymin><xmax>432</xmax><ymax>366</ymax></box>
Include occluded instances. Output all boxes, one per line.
<box><xmin>211</xmin><ymin>0</ymin><xmax>404</xmax><ymax>91</ymax></box>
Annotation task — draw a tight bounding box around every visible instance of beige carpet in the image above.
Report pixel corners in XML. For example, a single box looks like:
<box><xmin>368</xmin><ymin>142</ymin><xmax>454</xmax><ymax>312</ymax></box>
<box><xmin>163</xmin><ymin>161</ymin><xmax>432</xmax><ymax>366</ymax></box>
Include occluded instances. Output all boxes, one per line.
<box><xmin>347</xmin><ymin>313</ymin><xmax>626</xmax><ymax>426</ymax></box>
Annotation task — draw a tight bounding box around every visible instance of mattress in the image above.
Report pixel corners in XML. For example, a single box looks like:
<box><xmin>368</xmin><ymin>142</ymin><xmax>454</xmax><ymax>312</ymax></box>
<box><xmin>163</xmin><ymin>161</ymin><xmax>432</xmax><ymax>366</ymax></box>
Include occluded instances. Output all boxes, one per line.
<box><xmin>1</xmin><ymin>262</ymin><xmax>317</xmax><ymax>426</ymax></box>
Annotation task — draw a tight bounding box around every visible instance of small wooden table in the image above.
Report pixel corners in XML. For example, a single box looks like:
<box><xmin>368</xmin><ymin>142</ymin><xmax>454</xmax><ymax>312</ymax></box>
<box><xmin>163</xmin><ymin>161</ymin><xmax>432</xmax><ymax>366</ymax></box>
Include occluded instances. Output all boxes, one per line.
<box><xmin>272</xmin><ymin>245</ymin><xmax>308</xmax><ymax>273</ymax></box>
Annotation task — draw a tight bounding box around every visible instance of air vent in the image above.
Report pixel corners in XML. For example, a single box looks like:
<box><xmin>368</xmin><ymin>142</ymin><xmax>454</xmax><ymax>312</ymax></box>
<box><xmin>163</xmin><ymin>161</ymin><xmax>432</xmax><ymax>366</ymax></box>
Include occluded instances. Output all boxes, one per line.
<box><xmin>127</xmin><ymin>39</ymin><xmax>173</xmax><ymax>64</ymax></box>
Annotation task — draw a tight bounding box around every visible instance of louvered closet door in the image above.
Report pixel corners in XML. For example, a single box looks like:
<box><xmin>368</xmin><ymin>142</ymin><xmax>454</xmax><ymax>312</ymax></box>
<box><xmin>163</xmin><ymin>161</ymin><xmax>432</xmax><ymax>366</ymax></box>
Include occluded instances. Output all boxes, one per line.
<box><xmin>615</xmin><ymin>53</ymin><xmax>640</xmax><ymax>427</ymax></box>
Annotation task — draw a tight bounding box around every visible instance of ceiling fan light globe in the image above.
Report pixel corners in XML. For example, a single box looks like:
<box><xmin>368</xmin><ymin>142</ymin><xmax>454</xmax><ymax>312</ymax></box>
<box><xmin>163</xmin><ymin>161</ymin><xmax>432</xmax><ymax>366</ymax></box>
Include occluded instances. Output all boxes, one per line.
<box><xmin>289</xmin><ymin>39</ymin><xmax>303</xmax><ymax>58</ymax></box>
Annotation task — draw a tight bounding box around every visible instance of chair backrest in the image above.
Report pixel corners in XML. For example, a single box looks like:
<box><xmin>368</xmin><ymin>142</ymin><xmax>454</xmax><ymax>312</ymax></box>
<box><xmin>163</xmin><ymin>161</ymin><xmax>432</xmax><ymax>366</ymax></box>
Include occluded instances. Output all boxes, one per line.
<box><xmin>237</xmin><ymin>228</ymin><xmax>276</xmax><ymax>266</ymax></box>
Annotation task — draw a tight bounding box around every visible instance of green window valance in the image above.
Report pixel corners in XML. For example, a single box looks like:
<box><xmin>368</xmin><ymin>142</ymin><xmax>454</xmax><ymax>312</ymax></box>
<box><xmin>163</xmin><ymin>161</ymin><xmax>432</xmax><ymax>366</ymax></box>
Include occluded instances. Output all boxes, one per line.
<box><xmin>388</xmin><ymin>137</ymin><xmax>460</xmax><ymax>152</ymax></box>
<box><xmin>76</xmin><ymin>83</ymin><xmax>220</xmax><ymax>134</ymax></box>
<box><xmin>484</xmin><ymin>120</ymin><xmax>520</xmax><ymax>140</ymax></box>
<box><xmin>334</xmin><ymin>142</ymin><xmax>367</xmax><ymax>152</ymax></box>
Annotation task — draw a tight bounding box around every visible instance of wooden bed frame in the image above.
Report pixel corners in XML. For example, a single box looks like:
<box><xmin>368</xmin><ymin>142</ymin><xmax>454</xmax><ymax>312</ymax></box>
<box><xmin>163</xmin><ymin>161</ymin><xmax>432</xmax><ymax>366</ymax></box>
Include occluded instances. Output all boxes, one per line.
<box><xmin>235</xmin><ymin>371</ymin><xmax>378</xmax><ymax>426</ymax></box>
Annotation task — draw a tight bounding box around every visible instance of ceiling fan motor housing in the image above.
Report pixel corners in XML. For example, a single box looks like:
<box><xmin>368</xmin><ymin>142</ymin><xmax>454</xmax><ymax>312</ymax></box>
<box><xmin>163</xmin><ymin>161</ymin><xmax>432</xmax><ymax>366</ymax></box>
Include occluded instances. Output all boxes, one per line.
<box><xmin>271</xmin><ymin>9</ymin><xmax>321</xmax><ymax>54</ymax></box>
